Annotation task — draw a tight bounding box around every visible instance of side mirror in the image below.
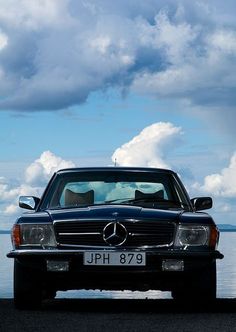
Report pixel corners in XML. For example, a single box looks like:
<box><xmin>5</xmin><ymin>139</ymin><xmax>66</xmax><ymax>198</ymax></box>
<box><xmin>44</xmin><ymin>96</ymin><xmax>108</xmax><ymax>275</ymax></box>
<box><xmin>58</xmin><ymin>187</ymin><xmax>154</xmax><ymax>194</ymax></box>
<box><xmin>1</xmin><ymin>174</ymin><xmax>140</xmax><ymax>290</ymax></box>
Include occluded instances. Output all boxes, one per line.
<box><xmin>190</xmin><ymin>197</ymin><xmax>212</xmax><ymax>211</ymax></box>
<box><xmin>19</xmin><ymin>196</ymin><xmax>40</xmax><ymax>210</ymax></box>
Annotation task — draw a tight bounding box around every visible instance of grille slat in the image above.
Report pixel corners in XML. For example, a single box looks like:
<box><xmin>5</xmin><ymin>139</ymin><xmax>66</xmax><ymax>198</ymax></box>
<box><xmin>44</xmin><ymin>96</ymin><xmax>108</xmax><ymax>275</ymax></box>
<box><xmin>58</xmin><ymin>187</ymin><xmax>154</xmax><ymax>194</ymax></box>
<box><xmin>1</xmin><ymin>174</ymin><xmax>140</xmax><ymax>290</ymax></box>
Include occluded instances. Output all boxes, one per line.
<box><xmin>54</xmin><ymin>220</ymin><xmax>175</xmax><ymax>247</ymax></box>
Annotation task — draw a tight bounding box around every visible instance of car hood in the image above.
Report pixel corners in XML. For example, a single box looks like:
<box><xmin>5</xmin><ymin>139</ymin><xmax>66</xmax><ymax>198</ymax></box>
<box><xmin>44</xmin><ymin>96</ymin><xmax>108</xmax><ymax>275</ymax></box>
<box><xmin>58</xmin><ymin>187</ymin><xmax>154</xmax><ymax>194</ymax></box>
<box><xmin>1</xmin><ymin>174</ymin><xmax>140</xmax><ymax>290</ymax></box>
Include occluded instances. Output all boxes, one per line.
<box><xmin>46</xmin><ymin>205</ymin><xmax>182</xmax><ymax>222</ymax></box>
<box><xmin>17</xmin><ymin>205</ymin><xmax>214</xmax><ymax>226</ymax></box>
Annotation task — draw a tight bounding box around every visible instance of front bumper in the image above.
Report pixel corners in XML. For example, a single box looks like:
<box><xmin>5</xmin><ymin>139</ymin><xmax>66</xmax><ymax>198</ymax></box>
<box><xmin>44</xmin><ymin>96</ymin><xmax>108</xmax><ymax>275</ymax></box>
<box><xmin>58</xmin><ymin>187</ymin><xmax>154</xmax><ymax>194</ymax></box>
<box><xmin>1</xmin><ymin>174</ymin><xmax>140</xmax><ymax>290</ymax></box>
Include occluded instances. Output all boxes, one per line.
<box><xmin>7</xmin><ymin>248</ymin><xmax>223</xmax><ymax>292</ymax></box>
<box><xmin>7</xmin><ymin>248</ymin><xmax>223</xmax><ymax>259</ymax></box>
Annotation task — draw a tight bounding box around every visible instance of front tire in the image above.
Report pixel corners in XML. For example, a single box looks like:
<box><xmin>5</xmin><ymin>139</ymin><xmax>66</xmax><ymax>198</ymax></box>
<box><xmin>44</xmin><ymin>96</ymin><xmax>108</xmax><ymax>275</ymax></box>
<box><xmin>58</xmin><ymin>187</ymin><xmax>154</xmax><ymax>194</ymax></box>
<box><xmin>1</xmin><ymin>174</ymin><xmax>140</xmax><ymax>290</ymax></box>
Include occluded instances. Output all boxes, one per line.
<box><xmin>172</xmin><ymin>261</ymin><xmax>216</xmax><ymax>302</ymax></box>
<box><xmin>14</xmin><ymin>259</ymin><xmax>43</xmax><ymax>309</ymax></box>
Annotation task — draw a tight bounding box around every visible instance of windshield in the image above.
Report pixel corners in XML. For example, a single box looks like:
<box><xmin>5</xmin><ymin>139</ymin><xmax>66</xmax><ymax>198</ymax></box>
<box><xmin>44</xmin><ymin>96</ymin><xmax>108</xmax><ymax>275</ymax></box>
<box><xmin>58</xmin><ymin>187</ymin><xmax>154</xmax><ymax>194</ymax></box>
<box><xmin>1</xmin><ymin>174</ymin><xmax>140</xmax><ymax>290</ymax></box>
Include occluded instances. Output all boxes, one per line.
<box><xmin>42</xmin><ymin>171</ymin><xmax>191</xmax><ymax>211</ymax></box>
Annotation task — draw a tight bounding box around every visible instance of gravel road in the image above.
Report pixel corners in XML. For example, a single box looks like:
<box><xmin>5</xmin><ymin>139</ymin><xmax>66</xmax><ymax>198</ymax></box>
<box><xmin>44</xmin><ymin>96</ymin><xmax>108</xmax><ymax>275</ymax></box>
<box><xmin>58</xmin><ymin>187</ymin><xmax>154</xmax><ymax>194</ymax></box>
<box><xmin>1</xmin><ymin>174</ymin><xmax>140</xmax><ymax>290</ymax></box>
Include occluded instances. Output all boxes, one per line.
<box><xmin>1</xmin><ymin>298</ymin><xmax>236</xmax><ymax>332</ymax></box>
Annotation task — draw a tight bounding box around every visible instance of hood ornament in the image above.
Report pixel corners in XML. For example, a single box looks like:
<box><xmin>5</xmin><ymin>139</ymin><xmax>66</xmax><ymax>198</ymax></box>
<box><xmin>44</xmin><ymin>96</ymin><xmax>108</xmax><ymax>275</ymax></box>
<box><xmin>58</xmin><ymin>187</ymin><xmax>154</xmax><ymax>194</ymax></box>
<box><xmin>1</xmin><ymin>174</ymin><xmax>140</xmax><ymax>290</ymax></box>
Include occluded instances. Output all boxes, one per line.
<box><xmin>103</xmin><ymin>222</ymin><xmax>127</xmax><ymax>246</ymax></box>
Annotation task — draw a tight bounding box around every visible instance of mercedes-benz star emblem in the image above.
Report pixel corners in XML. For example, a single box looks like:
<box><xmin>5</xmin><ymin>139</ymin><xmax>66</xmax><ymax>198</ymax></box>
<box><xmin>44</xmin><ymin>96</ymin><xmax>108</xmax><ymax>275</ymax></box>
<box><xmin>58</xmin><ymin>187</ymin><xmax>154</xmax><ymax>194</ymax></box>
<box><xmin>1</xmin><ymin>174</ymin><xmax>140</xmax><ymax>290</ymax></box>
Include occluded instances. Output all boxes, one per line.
<box><xmin>103</xmin><ymin>222</ymin><xmax>128</xmax><ymax>246</ymax></box>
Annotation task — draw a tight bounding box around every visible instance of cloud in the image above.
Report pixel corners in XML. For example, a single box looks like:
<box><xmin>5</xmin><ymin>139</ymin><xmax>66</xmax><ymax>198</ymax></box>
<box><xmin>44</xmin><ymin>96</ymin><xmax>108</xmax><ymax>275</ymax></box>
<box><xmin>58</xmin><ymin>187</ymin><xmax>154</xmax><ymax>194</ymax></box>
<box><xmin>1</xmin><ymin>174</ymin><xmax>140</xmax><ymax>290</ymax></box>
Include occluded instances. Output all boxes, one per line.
<box><xmin>0</xmin><ymin>151</ymin><xmax>76</xmax><ymax>227</ymax></box>
<box><xmin>25</xmin><ymin>150</ymin><xmax>75</xmax><ymax>186</ymax></box>
<box><xmin>0</xmin><ymin>180</ymin><xmax>38</xmax><ymax>203</ymax></box>
<box><xmin>111</xmin><ymin>123</ymin><xmax>236</xmax><ymax>225</ymax></box>
<box><xmin>132</xmin><ymin>19</ymin><xmax>236</xmax><ymax>108</ymax></box>
<box><xmin>193</xmin><ymin>152</ymin><xmax>236</xmax><ymax>198</ymax></box>
<box><xmin>110</xmin><ymin>123</ymin><xmax>236</xmax><ymax>227</ymax></box>
<box><xmin>0</xmin><ymin>178</ymin><xmax>42</xmax><ymax>227</ymax></box>
<box><xmin>112</xmin><ymin>122</ymin><xmax>182</xmax><ymax>168</ymax></box>
<box><xmin>191</xmin><ymin>153</ymin><xmax>236</xmax><ymax>224</ymax></box>
<box><xmin>0</xmin><ymin>30</ymin><xmax>7</xmax><ymax>50</ymax></box>
<box><xmin>0</xmin><ymin>1</ymin><xmax>235</xmax><ymax>114</ymax></box>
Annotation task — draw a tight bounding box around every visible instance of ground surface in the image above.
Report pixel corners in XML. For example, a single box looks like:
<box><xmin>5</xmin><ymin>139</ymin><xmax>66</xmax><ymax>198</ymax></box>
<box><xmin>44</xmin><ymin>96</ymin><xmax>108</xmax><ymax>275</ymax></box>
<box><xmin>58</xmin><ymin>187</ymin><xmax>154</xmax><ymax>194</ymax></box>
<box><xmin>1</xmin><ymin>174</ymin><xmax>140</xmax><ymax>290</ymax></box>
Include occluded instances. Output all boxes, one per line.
<box><xmin>1</xmin><ymin>299</ymin><xmax>236</xmax><ymax>332</ymax></box>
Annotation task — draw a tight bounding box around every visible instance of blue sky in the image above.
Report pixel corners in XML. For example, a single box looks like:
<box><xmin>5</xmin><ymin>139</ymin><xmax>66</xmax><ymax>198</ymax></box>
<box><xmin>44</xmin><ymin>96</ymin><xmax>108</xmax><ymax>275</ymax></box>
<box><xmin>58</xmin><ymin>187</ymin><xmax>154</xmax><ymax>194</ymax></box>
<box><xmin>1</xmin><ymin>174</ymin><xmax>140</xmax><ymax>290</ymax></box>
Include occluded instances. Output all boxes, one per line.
<box><xmin>0</xmin><ymin>0</ymin><xmax>236</xmax><ymax>228</ymax></box>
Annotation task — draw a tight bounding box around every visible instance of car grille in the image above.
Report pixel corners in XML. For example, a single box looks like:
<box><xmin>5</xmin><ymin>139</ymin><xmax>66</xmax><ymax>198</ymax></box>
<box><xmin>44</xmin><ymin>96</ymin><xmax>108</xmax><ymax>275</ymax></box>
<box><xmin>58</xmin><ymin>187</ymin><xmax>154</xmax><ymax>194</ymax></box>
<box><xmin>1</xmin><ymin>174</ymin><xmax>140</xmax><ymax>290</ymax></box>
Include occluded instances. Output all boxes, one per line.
<box><xmin>54</xmin><ymin>220</ymin><xmax>176</xmax><ymax>248</ymax></box>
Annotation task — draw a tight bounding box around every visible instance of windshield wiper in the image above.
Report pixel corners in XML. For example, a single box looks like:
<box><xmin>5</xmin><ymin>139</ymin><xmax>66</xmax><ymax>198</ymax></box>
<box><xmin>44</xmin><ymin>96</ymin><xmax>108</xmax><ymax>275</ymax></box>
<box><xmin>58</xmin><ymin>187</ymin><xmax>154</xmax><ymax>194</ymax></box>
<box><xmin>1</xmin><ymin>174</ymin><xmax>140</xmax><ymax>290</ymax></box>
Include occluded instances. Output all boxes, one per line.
<box><xmin>104</xmin><ymin>197</ymin><xmax>134</xmax><ymax>204</ymax></box>
<box><xmin>49</xmin><ymin>198</ymin><xmax>189</xmax><ymax>210</ymax></box>
<box><xmin>120</xmin><ymin>197</ymin><xmax>165</xmax><ymax>204</ymax></box>
<box><xmin>49</xmin><ymin>203</ymin><xmax>97</xmax><ymax>210</ymax></box>
<box><xmin>106</xmin><ymin>197</ymin><xmax>189</xmax><ymax>209</ymax></box>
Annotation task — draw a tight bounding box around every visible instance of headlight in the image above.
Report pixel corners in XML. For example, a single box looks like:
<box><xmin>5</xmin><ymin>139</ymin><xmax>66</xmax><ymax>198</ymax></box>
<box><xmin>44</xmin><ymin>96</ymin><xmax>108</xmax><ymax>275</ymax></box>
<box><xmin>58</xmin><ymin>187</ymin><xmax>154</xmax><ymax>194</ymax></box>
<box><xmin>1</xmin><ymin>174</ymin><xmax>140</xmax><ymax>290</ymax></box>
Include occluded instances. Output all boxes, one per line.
<box><xmin>174</xmin><ymin>225</ymin><xmax>210</xmax><ymax>247</ymax></box>
<box><xmin>12</xmin><ymin>224</ymin><xmax>57</xmax><ymax>248</ymax></box>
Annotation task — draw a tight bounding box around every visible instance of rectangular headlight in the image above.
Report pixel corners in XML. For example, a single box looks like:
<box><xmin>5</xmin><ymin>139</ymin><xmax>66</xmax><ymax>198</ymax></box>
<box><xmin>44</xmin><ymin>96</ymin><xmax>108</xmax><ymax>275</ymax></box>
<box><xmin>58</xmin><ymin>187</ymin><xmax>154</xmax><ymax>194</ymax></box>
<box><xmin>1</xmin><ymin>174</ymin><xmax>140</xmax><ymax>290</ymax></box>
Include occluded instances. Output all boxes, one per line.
<box><xmin>174</xmin><ymin>225</ymin><xmax>210</xmax><ymax>247</ymax></box>
<box><xmin>15</xmin><ymin>224</ymin><xmax>57</xmax><ymax>247</ymax></box>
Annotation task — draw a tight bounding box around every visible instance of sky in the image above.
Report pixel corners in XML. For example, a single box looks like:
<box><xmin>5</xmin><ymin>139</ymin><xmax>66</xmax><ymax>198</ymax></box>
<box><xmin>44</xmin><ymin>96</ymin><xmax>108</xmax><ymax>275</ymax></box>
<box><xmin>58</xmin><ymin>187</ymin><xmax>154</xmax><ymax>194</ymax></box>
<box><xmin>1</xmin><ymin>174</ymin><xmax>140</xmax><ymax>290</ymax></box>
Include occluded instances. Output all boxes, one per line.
<box><xmin>0</xmin><ymin>0</ymin><xmax>236</xmax><ymax>229</ymax></box>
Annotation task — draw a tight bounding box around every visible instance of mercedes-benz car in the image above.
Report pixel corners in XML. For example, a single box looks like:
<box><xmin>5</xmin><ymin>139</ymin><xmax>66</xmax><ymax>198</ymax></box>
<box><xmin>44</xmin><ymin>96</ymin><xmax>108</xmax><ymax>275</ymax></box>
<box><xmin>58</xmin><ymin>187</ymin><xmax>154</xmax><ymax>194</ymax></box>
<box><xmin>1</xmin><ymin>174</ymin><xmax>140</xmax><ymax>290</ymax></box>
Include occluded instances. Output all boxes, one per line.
<box><xmin>8</xmin><ymin>167</ymin><xmax>223</xmax><ymax>309</ymax></box>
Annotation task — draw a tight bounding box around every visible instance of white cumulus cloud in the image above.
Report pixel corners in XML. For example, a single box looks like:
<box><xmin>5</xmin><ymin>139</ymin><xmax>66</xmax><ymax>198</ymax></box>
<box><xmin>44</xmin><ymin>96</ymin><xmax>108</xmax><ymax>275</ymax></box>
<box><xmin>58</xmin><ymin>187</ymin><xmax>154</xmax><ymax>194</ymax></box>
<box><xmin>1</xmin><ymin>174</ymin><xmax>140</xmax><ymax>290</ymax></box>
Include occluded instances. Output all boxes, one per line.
<box><xmin>193</xmin><ymin>152</ymin><xmax>236</xmax><ymax>198</ymax></box>
<box><xmin>25</xmin><ymin>150</ymin><xmax>75</xmax><ymax>186</ymax></box>
<box><xmin>112</xmin><ymin>122</ymin><xmax>182</xmax><ymax>168</ymax></box>
<box><xmin>0</xmin><ymin>151</ymin><xmax>76</xmax><ymax>227</ymax></box>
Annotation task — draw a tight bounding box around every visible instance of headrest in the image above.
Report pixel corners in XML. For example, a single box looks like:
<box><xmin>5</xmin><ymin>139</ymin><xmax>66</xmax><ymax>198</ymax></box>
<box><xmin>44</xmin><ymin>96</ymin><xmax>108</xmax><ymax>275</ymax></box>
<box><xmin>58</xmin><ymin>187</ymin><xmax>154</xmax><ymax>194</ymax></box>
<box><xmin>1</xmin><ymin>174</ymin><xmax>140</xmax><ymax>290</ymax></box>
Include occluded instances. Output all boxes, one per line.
<box><xmin>64</xmin><ymin>189</ymin><xmax>94</xmax><ymax>206</ymax></box>
<box><xmin>135</xmin><ymin>189</ymin><xmax>164</xmax><ymax>200</ymax></box>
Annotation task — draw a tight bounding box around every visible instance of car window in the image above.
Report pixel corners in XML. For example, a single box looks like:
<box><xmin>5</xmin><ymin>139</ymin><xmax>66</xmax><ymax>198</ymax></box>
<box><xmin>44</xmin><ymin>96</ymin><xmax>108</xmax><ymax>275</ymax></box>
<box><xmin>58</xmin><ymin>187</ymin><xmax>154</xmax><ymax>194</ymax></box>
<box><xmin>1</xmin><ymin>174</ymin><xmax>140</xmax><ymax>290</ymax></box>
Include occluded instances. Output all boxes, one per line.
<box><xmin>59</xmin><ymin>181</ymin><xmax>168</xmax><ymax>207</ymax></box>
<box><xmin>43</xmin><ymin>171</ymin><xmax>190</xmax><ymax>210</ymax></box>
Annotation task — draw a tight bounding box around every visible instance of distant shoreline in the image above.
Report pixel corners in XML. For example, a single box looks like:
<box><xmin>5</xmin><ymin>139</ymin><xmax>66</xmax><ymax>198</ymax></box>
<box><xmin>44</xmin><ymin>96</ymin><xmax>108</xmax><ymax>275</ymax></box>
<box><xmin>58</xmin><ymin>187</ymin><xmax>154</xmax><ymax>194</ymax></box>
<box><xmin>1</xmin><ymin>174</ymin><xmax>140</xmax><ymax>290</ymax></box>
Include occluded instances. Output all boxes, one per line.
<box><xmin>217</xmin><ymin>224</ymin><xmax>236</xmax><ymax>232</ymax></box>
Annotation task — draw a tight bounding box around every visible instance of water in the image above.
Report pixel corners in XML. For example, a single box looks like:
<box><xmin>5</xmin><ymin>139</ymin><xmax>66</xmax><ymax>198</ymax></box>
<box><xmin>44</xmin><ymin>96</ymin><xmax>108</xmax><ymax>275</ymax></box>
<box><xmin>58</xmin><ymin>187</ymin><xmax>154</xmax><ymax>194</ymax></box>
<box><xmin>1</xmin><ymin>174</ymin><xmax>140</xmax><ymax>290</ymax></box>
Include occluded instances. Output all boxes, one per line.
<box><xmin>0</xmin><ymin>233</ymin><xmax>234</xmax><ymax>299</ymax></box>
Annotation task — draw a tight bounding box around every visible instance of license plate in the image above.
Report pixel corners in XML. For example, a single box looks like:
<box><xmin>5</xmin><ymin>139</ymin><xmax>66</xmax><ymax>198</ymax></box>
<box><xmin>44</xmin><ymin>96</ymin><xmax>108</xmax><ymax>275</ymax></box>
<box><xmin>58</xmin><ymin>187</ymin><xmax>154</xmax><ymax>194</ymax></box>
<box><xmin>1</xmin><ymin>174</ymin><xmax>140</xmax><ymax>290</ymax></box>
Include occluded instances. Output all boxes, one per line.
<box><xmin>83</xmin><ymin>251</ymin><xmax>146</xmax><ymax>266</ymax></box>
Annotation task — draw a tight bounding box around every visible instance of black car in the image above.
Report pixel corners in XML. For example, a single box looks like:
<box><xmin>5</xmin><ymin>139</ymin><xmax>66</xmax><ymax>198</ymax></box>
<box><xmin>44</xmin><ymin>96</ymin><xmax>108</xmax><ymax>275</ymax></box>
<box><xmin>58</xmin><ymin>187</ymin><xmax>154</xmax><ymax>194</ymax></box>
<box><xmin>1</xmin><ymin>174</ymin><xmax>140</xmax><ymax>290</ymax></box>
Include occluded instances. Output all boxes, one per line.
<box><xmin>8</xmin><ymin>167</ymin><xmax>223</xmax><ymax>309</ymax></box>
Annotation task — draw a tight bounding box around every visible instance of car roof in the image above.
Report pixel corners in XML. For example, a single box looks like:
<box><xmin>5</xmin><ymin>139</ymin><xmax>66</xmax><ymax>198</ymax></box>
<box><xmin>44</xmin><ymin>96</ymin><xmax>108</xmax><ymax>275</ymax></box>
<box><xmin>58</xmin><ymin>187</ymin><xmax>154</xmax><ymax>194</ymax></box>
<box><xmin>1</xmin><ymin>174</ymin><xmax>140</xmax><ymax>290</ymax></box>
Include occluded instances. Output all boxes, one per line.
<box><xmin>55</xmin><ymin>167</ymin><xmax>176</xmax><ymax>175</ymax></box>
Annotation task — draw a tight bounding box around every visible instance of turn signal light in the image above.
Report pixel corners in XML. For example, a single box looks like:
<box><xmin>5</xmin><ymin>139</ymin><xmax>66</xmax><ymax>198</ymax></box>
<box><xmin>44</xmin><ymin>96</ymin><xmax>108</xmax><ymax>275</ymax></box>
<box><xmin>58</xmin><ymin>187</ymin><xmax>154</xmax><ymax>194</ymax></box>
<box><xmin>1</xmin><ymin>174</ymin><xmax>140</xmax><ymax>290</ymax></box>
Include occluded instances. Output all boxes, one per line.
<box><xmin>209</xmin><ymin>226</ymin><xmax>219</xmax><ymax>249</ymax></box>
<box><xmin>12</xmin><ymin>224</ymin><xmax>21</xmax><ymax>248</ymax></box>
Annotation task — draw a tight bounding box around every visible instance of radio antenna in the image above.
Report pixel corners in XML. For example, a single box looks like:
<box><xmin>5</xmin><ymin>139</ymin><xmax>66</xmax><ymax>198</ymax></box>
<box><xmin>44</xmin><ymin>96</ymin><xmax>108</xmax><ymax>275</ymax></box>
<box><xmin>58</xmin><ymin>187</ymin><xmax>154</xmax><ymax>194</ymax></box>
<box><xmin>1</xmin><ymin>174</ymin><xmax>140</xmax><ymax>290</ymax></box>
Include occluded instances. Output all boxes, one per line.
<box><xmin>114</xmin><ymin>158</ymin><xmax>117</xmax><ymax>167</ymax></box>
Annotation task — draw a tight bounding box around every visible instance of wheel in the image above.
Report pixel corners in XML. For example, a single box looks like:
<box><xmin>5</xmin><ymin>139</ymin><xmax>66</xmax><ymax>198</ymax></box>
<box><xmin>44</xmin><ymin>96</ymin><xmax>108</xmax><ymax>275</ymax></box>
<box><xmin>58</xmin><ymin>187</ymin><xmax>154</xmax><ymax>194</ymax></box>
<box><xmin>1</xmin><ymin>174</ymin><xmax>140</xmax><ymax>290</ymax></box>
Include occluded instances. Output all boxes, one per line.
<box><xmin>14</xmin><ymin>259</ymin><xmax>43</xmax><ymax>309</ymax></box>
<box><xmin>44</xmin><ymin>288</ymin><xmax>57</xmax><ymax>300</ymax></box>
<box><xmin>172</xmin><ymin>261</ymin><xmax>216</xmax><ymax>302</ymax></box>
